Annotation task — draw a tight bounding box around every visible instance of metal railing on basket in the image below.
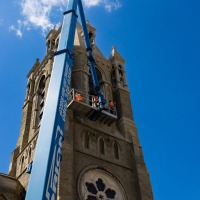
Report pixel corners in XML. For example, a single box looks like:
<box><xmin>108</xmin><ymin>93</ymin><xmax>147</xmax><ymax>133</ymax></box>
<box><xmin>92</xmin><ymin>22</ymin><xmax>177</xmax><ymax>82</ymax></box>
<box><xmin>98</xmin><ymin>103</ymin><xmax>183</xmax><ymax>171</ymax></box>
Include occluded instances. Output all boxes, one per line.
<box><xmin>68</xmin><ymin>88</ymin><xmax>117</xmax><ymax>116</ymax></box>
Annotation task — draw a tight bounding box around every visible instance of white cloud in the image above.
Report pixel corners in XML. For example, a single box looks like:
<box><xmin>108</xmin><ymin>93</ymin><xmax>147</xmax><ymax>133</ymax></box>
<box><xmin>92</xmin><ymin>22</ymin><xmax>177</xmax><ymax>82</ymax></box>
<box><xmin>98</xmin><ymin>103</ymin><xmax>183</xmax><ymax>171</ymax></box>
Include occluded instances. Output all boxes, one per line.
<box><xmin>20</xmin><ymin>0</ymin><xmax>67</xmax><ymax>34</ymax></box>
<box><xmin>104</xmin><ymin>0</ymin><xmax>122</xmax><ymax>12</ymax></box>
<box><xmin>12</xmin><ymin>0</ymin><xmax>122</xmax><ymax>37</ymax></box>
<box><xmin>9</xmin><ymin>20</ymin><xmax>23</xmax><ymax>38</ymax></box>
<box><xmin>83</xmin><ymin>0</ymin><xmax>101</xmax><ymax>7</ymax></box>
<box><xmin>83</xmin><ymin>0</ymin><xmax>122</xmax><ymax>11</ymax></box>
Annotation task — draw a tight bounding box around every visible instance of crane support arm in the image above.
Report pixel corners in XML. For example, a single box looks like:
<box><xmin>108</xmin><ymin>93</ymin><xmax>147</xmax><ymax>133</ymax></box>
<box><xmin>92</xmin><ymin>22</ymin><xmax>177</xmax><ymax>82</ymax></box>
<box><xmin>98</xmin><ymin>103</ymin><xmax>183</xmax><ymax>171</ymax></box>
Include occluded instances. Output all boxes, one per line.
<box><xmin>25</xmin><ymin>0</ymin><xmax>107</xmax><ymax>199</ymax></box>
<box><xmin>78</xmin><ymin>0</ymin><xmax>99</xmax><ymax>91</ymax></box>
<box><xmin>78</xmin><ymin>0</ymin><xmax>107</xmax><ymax>107</ymax></box>
<box><xmin>25</xmin><ymin>1</ymin><xmax>78</xmax><ymax>199</ymax></box>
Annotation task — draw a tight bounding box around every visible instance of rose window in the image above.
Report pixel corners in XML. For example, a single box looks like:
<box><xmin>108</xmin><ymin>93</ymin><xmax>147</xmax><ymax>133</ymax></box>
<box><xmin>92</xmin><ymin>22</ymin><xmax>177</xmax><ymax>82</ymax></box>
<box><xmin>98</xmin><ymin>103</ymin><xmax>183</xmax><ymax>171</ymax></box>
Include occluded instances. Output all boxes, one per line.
<box><xmin>85</xmin><ymin>178</ymin><xmax>116</xmax><ymax>200</ymax></box>
<box><xmin>79</xmin><ymin>168</ymin><xmax>127</xmax><ymax>200</ymax></box>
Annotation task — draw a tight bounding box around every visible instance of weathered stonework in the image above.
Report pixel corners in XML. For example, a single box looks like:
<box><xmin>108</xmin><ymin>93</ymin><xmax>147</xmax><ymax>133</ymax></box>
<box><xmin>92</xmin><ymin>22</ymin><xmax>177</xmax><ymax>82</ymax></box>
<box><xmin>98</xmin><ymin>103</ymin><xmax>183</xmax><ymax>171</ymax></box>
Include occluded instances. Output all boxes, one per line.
<box><xmin>0</xmin><ymin>173</ymin><xmax>25</xmax><ymax>200</ymax></box>
<box><xmin>6</xmin><ymin>21</ymin><xmax>153</xmax><ymax>200</ymax></box>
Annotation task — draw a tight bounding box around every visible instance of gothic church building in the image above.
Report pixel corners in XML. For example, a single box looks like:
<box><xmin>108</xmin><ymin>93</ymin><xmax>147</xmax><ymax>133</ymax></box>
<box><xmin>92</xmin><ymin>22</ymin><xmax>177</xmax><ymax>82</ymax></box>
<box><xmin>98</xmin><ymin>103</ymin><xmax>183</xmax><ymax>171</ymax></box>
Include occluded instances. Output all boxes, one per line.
<box><xmin>0</xmin><ymin>21</ymin><xmax>153</xmax><ymax>200</ymax></box>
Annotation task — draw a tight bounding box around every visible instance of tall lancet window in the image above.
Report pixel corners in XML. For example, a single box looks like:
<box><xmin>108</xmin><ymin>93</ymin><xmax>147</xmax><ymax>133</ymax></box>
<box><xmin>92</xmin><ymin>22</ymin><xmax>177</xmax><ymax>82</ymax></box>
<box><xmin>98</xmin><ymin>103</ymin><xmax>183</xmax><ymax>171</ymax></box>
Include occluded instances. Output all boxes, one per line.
<box><xmin>118</xmin><ymin>65</ymin><xmax>124</xmax><ymax>87</ymax></box>
<box><xmin>84</xmin><ymin>132</ymin><xmax>90</xmax><ymax>149</ymax></box>
<box><xmin>114</xmin><ymin>143</ymin><xmax>119</xmax><ymax>160</ymax></box>
<box><xmin>99</xmin><ymin>138</ymin><xmax>105</xmax><ymax>155</ymax></box>
<box><xmin>36</xmin><ymin>75</ymin><xmax>46</xmax><ymax>127</ymax></box>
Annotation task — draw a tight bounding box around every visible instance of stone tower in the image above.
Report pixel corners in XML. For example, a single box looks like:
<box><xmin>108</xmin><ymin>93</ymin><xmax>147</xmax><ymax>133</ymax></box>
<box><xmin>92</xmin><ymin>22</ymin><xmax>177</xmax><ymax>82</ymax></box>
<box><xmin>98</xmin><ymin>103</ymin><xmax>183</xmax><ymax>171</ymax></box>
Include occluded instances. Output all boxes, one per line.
<box><xmin>8</xmin><ymin>21</ymin><xmax>153</xmax><ymax>200</ymax></box>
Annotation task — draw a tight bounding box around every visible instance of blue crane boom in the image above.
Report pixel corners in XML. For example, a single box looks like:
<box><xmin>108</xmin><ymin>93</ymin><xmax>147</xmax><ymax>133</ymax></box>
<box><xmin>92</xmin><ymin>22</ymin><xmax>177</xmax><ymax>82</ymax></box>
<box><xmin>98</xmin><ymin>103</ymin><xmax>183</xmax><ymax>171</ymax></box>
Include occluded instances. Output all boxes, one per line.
<box><xmin>25</xmin><ymin>0</ymin><xmax>106</xmax><ymax>199</ymax></box>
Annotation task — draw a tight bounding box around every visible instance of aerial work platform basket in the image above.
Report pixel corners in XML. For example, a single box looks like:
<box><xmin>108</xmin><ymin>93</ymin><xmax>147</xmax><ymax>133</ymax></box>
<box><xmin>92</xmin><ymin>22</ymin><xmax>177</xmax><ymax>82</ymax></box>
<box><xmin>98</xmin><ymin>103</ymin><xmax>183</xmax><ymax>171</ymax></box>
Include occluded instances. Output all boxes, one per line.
<box><xmin>68</xmin><ymin>88</ymin><xmax>117</xmax><ymax>125</ymax></box>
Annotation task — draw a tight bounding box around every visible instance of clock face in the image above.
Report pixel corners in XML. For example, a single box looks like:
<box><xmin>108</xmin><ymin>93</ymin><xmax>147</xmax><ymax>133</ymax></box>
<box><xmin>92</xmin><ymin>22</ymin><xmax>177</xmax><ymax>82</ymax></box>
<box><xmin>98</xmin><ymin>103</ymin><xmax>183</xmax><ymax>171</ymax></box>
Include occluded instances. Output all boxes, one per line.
<box><xmin>78</xmin><ymin>168</ymin><xmax>127</xmax><ymax>200</ymax></box>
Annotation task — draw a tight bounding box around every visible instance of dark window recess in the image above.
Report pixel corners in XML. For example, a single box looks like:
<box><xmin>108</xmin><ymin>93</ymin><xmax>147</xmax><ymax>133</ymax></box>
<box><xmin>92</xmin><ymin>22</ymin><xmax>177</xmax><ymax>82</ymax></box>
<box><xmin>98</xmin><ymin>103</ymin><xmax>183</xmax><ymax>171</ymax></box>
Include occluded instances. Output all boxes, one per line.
<box><xmin>37</xmin><ymin>75</ymin><xmax>46</xmax><ymax>127</ymax></box>
<box><xmin>105</xmin><ymin>188</ymin><xmax>116</xmax><ymax>199</ymax></box>
<box><xmin>39</xmin><ymin>111</ymin><xmax>43</xmax><ymax>120</ymax></box>
<box><xmin>40</xmin><ymin>99</ymin><xmax>44</xmax><ymax>107</ymax></box>
<box><xmin>119</xmin><ymin>69</ymin><xmax>123</xmax><ymax>76</ymax></box>
<box><xmin>41</xmin><ymin>90</ymin><xmax>45</xmax><ymax>98</ymax></box>
<box><xmin>86</xmin><ymin>195</ymin><xmax>97</xmax><ymax>200</ymax></box>
<box><xmin>85</xmin><ymin>183</ymin><xmax>97</xmax><ymax>195</ymax></box>
<box><xmin>85</xmin><ymin>179</ymin><xmax>117</xmax><ymax>200</ymax></box>
<box><xmin>89</xmin><ymin>31</ymin><xmax>93</xmax><ymax>39</ymax></box>
<box><xmin>39</xmin><ymin>76</ymin><xmax>45</xmax><ymax>90</ymax></box>
<box><xmin>114</xmin><ymin>143</ymin><xmax>119</xmax><ymax>159</ymax></box>
<box><xmin>99</xmin><ymin>139</ymin><xmax>105</xmax><ymax>155</ymax></box>
<box><xmin>96</xmin><ymin>178</ymin><xmax>105</xmax><ymax>191</ymax></box>
<box><xmin>84</xmin><ymin>133</ymin><xmax>90</xmax><ymax>149</ymax></box>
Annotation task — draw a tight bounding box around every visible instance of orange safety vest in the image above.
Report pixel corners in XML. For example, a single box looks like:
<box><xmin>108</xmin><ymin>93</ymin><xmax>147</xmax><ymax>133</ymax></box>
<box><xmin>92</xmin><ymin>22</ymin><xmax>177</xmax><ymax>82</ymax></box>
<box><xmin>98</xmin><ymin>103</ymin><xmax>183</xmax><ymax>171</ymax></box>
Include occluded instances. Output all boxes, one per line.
<box><xmin>93</xmin><ymin>96</ymin><xmax>99</xmax><ymax>103</ymax></box>
<box><xmin>109</xmin><ymin>101</ymin><xmax>115</xmax><ymax>109</ymax></box>
<box><xmin>75</xmin><ymin>93</ymin><xmax>83</xmax><ymax>101</ymax></box>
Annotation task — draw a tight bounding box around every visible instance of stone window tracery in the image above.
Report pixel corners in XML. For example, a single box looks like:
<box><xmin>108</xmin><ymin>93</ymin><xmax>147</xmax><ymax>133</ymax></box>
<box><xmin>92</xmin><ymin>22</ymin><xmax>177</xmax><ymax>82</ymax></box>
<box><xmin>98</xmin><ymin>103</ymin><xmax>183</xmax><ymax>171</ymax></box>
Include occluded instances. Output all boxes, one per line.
<box><xmin>35</xmin><ymin>75</ymin><xmax>46</xmax><ymax>127</ymax></box>
<box><xmin>85</xmin><ymin>178</ymin><xmax>116</xmax><ymax>200</ymax></box>
<box><xmin>79</xmin><ymin>168</ymin><xmax>127</xmax><ymax>200</ymax></box>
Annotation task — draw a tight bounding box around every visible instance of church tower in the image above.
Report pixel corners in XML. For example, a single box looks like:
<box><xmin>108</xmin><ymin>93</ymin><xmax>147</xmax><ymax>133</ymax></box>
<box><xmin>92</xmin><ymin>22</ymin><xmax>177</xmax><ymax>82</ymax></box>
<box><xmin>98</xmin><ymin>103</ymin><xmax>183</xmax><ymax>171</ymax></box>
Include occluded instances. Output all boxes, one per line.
<box><xmin>8</xmin><ymin>21</ymin><xmax>153</xmax><ymax>200</ymax></box>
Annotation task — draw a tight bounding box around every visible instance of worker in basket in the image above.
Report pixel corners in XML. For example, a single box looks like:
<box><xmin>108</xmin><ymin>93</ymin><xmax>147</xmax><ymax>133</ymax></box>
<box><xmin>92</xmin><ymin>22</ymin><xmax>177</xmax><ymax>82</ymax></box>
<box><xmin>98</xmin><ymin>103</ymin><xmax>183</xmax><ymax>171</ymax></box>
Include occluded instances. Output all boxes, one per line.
<box><xmin>92</xmin><ymin>95</ymin><xmax>99</xmax><ymax>107</ymax></box>
<box><xmin>75</xmin><ymin>93</ymin><xmax>83</xmax><ymax>101</ymax></box>
<box><xmin>109</xmin><ymin>100</ymin><xmax>115</xmax><ymax>113</ymax></box>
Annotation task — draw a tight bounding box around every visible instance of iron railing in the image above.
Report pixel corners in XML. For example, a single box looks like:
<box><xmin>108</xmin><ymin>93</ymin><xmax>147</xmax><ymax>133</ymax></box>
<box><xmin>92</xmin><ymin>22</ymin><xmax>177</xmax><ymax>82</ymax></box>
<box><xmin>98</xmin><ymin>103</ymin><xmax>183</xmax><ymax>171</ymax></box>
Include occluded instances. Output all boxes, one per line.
<box><xmin>68</xmin><ymin>88</ymin><xmax>117</xmax><ymax>116</ymax></box>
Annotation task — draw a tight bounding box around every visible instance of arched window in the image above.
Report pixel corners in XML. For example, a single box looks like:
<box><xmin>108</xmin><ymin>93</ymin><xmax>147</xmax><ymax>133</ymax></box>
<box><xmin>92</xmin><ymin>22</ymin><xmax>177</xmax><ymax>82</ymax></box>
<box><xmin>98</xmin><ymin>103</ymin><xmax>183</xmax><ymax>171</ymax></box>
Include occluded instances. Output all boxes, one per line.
<box><xmin>36</xmin><ymin>75</ymin><xmax>46</xmax><ymax>127</ymax></box>
<box><xmin>84</xmin><ymin>133</ymin><xmax>90</xmax><ymax>149</ymax></box>
<box><xmin>114</xmin><ymin>143</ymin><xmax>119</xmax><ymax>160</ymax></box>
<box><xmin>99</xmin><ymin>138</ymin><xmax>105</xmax><ymax>155</ymax></box>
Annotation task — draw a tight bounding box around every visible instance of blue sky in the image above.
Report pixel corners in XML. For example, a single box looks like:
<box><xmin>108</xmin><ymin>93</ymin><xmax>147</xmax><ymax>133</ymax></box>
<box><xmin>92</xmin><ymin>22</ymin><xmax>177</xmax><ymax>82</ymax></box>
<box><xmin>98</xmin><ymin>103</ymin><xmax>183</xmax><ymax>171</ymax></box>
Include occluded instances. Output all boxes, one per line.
<box><xmin>0</xmin><ymin>0</ymin><xmax>200</xmax><ymax>199</ymax></box>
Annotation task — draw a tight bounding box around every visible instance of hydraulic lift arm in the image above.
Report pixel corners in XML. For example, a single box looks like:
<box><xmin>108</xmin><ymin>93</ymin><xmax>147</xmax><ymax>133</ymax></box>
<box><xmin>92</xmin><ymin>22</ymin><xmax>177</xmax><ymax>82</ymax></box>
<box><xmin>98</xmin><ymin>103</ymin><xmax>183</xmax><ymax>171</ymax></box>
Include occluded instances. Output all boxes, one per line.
<box><xmin>78</xmin><ymin>1</ymin><xmax>107</xmax><ymax>108</ymax></box>
<box><xmin>25</xmin><ymin>0</ymin><xmax>106</xmax><ymax>199</ymax></box>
